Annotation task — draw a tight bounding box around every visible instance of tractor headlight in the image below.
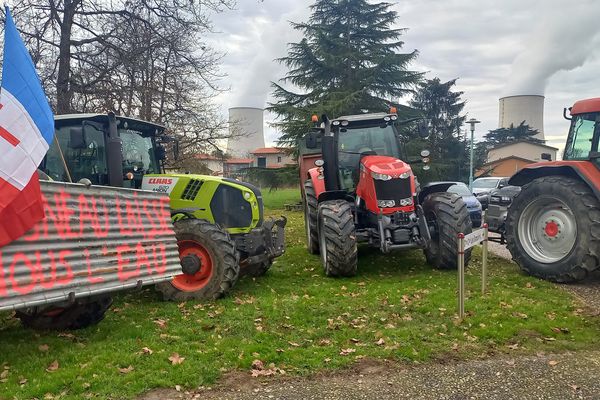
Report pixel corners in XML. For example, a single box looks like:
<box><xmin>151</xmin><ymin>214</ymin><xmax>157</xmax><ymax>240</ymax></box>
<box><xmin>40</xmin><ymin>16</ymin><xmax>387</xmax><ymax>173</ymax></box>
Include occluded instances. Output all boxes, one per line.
<box><xmin>244</xmin><ymin>192</ymin><xmax>252</xmax><ymax>200</ymax></box>
<box><xmin>371</xmin><ymin>172</ymin><xmax>392</xmax><ymax>181</ymax></box>
<box><xmin>399</xmin><ymin>197</ymin><xmax>413</xmax><ymax>206</ymax></box>
<box><xmin>377</xmin><ymin>200</ymin><xmax>396</xmax><ymax>208</ymax></box>
<box><xmin>398</xmin><ymin>171</ymin><xmax>411</xmax><ymax>179</ymax></box>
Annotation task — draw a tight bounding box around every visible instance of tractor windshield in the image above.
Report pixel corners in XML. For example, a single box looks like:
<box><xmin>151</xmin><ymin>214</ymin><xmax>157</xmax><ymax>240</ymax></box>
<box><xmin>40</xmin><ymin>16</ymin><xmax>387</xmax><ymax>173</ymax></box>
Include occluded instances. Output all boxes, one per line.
<box><xmin>120</xmin><ymin>129</ymin><xmax>160</xmax><ymax>176</ymax></box>
<box><xmin>564</xmin><ymin>113</ymin><xmax>599</xmax><ymax>160</ymax></box>
<box><xmin>337</xmin><ymin>124</ymin><xmax>401</xmax><ymax>191</ymax></box>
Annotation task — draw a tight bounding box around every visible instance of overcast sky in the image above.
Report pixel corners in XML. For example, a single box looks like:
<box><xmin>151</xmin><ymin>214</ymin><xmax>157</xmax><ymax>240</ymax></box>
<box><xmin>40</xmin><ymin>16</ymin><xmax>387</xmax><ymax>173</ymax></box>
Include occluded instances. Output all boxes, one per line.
<box><xmin>205</xmin><ymin>0</ymin><xmax>600</xmax><ymax>152</ymax></box>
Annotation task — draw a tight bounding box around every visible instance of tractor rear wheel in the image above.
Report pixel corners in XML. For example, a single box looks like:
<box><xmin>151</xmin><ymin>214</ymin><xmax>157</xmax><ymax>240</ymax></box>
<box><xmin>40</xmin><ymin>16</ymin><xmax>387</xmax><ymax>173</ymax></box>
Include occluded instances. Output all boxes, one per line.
<box><xmin>304</xmin><ymin>179</ymin><xmax>319</xmax><ymax>254</ymax></box>
<box><xmin>317</xmin><ymin>200</ymin><xmax>357</xmax><ymax>277</ymax></box>
<box><xmin>157</xmin><ymin>219</ymin><xmax>239</xmax><ymax>301</ymax></box>
<box><xmin>506</xmin><ymin>176</ymin><xmax>600</xmax><ymax>282</ymax></box>
<box><xmin>423</xmin><ymin>192</ymin><xmax>472</xmax><ymax>269</ymax></box>
<box><xmin>15</xmin><ymin>296</ymin><xmax>113</xmax><ymax>330</ymax></box>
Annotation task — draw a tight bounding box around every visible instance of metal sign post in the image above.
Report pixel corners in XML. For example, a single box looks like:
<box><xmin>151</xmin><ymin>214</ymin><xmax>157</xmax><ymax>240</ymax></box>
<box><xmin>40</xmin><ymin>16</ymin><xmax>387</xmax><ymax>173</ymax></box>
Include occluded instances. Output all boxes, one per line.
<box><xmin>456</xmin><ymin>225</ymin><xmax>489</xmax><ymax>320</ymax></box>
<box><xmin>481</xmin><ymin>223</ymin><xmax>489</xmax><ymax>295</ymax></box>
<box><xmin>457</xmin><ymin>233</ymin><xmax>465</xmax><ymax>320</ymax></box>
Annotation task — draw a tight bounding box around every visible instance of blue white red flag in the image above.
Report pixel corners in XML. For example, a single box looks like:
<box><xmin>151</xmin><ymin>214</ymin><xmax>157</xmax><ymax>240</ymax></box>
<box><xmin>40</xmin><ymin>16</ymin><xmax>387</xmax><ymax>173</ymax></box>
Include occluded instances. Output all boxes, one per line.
<box><xmin>0</xmin><ymin>7</ymin><xmax>54</xmax><ymax>247</ymax></box>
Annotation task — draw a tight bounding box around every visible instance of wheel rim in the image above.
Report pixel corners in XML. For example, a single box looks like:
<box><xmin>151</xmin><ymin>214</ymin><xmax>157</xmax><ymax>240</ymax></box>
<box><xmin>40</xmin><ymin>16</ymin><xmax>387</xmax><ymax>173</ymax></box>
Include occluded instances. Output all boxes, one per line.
<box><xmin>517</xmin><ymin>196</ymin><xmax>577</xmax><ymax>264</ymax></box>
<box><xmin>172</xmin><ymin>240</ymin><xmax>214</xmax><ymax>292</ymax></box>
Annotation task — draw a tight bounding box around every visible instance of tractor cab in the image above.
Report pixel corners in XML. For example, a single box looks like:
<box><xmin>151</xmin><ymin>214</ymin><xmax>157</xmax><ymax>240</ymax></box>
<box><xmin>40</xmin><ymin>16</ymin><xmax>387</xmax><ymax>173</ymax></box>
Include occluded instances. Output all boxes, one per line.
<box><xmin>563</xmin><ymin>98</ymin><xmax>600</xmax><ymax>168</ymax></box>
<box><xmin>41</xmin><ymin>113</ymin><xmax>170</xmax><ymax>189</ymax></box>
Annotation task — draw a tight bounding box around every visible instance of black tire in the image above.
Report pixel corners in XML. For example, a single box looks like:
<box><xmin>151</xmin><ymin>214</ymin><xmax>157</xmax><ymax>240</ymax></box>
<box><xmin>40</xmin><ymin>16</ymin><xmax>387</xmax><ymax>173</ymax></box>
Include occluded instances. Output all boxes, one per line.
<box><xmin>16</xmin><ymin>296</ymin><xmax>113</xmax><ymax>330</ymax></box>
<box><xmin>506</xmin><ymin>176</ymin><xmax>600</xmax><ymax>283</ymax></box>
<box><xmin>317</xmin><ymin>200</ymin><xmax>358</xmax><ymax>277</ymax></box>
<box><xmin>304</xmin><ymin>179</ymin><xmax>320</xmax><ymax>254</ymax></box>
<box><xmin>243</xmin><ymin>260</ymin><xmax>273</xmax><ymax>277</ymax></box>
<box><xmin>423</xmin><ymin>192</ymin><xmax>472</xmax><ymax>269</ymax></box>
<box><xmin>156</xmin><ymin>219</ymin><xmax>239</xmax><ymax>301</ymax></box>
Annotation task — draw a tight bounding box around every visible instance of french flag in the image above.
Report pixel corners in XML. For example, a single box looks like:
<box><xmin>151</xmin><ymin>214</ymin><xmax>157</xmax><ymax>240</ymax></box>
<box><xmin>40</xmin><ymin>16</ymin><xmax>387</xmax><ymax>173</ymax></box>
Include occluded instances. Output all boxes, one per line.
<box><xmin>0</xmin><ymin>7</ymin><xmax>54</xmax><ymax>247</ymax></box>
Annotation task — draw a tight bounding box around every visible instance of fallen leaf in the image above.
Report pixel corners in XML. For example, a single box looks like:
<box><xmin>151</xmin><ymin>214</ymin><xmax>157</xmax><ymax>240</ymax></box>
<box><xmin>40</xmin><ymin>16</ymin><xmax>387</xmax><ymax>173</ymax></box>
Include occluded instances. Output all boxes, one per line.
<box><xmin>46</xmin><ymin>360</ymin><xmax>59</xmax><ymax>372</ymax></box>
<box><xmin>38</xmin><ymin>344</ymin><xmax>49</xmax><ymax>352</ymax></box>
<box><xmin>324</xmin><ymin>358</ymin><xmax>331</xmax><ymax>363</ymax></box>
<box><xmin>288</xmin><ymin>341</ymin><xmax>300</xmax><ymax>347</ymax></box>
<box><xmin>251</xmin><ymin>359</ymin><xmax>264</xmax><ymax>370</ymax></box>
<box><xmin>507</xmin><ymin>343</ymin><xmax>519</xmax><ymax>350</ymax></box>
<box><xmin>57</xmin><ymin>333</ymin><xmax>76</xmax><ymax>340</ymax></box>
<box><xmin>168</xmin><ymin>353</ymin><xmax>185</xmax><ymax>365</ymax></box>
<box><xmin>350</xmin><ymin>338</ymin><xmax>360</xmax><ymax>343</ymax></box>
<box><xmin>153</xmin><ymin>319</ymin><xmax>167</xmax><ymax>329</ymax></box>
<box><xmin>318</xmin><ymin>339</ymin><xmax>331</xmax><ymax>346</ymax></box>
<box><xmin>525</xmin><ymin>282</ymin><xmax>534</xmax><ymax>288</ymax></box>
<box><xmin>375</xmin><ymin>338</ymin><xmax>385</xmax><ymax>346</ymax></box>
<box><xmin>570</xmin><ymin>384</ymin><xmax>580</xmax><ymax>391</ymax></box>
<box><xmin>18</xmin><ymin>377</ymin><xmax>27</xmax><ymax>385</ymax></box>
<box><xmin>175</xmin><ymin>385</ymin><xmax>182</xmax><ymax>392</ymax></box>
<box><xmin>140</xmin><ymin>347</ymin><xmax>153</xmax><ymax>355</ymax></box>
<box><xmin>548</xmin><ymin>360</ymin><xmax>559</xmax><ymax>366</ymax></box>
<box><xmin>118</xmin><ymin>365</ymin><xmax>134</xmax><ymax>374</ymax></box>
<box><xmin>339</xmin><ymin>348</ymin><xmax>356</xmax><ymax>356</ymax></box>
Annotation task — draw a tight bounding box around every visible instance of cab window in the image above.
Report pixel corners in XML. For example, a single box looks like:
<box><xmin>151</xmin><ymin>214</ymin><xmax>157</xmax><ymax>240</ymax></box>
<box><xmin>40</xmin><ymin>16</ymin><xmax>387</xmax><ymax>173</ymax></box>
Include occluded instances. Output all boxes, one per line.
<box><xmin>43</xmin><ymin>125</ymin><xmax>108</xmax><ymax>184</ymax></box>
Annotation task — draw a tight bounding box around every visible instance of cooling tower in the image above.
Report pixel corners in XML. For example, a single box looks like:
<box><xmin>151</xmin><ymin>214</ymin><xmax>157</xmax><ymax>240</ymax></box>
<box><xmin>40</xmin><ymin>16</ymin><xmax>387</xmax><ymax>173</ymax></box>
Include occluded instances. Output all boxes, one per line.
<box><xmin>498</xmin><ymin>95</ymin><xmax>545</xmax><ymax>140</ymax></box>
<box><xmin>226</xmin><ymin>107</ymin><xmax>265</xmax><ymax>157</ymax></box>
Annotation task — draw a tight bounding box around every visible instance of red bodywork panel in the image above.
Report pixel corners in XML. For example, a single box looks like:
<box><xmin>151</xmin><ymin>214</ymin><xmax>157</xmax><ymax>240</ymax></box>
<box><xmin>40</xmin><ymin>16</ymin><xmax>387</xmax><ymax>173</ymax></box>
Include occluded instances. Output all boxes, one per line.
<box><xmin>358</xmin><ymin>155</ymin><xmax>416</xmax><ymax>215</ymax></box>
<box><xmin>571</xmin><ymin>98</ymin><xmax>600</xmax><ymax>115</ymax></box>
<box><xmin>299</xmin><ymin>153</ymin><xmax>322</xmax><ymax>196</ymax></box>
<box><xmin>307</xmin><ymin>166</ymin><xmax>326</xmax><ymax>197</ymax></box>
<box><xmin>510</xmin><ymin>160</ymin><xmax>600</xmax><ymax>197</ymax></box>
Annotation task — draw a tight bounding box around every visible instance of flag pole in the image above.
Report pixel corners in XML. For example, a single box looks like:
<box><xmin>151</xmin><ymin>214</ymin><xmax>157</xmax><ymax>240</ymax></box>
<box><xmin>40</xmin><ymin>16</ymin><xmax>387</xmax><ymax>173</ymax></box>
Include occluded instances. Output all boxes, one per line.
<box><xmin>54</xmin><ymin>138</ymin><xmax>73</xmax><ymax>182</ymax></box>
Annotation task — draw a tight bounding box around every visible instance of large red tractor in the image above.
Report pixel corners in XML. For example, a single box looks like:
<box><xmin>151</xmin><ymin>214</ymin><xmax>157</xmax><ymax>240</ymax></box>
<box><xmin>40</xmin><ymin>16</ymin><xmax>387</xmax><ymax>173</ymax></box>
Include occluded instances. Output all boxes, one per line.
<box><xmin>506</xmin><ymin>98</ymin><xmax>600</xmax><ymax>282</ymax></box>
<box><xmin>299</xmin><ymin>111</ymin><xmax>473</xmax><ymax>276</ymax></box>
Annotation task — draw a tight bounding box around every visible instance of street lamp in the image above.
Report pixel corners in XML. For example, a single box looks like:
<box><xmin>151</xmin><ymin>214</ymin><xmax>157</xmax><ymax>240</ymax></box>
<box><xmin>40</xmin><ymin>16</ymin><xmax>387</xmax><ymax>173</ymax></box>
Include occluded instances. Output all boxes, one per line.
<box><xmin>466</xmin><ymin>118</ymin><xmax>480</xmax><ymax>191</ymax></box>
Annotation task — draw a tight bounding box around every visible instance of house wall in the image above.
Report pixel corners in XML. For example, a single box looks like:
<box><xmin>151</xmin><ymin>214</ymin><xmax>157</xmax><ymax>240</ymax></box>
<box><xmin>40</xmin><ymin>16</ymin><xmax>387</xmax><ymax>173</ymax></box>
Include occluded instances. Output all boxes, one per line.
<box><xmin>487</xmin><ymin>142</ymin><xmax>557</xmax><ymax>163</ymax></box>
<box><xmin>481</xmin><ymin>158</ymin><xmax>532</xmax><ymax>177</ymax></box>
<box><xmin>254</xmin><ymin>153</ymin><xmax>294</xmax><ymax>167</ymax></box>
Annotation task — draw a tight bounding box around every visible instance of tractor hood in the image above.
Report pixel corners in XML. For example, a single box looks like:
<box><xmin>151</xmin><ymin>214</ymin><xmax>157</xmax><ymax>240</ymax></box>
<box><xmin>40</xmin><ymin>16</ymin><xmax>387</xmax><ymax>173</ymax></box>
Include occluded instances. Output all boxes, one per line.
<box><xmin>361</xmin><ymin>155</ymin><xmax>413</xmax><ymax>178</ymax></box>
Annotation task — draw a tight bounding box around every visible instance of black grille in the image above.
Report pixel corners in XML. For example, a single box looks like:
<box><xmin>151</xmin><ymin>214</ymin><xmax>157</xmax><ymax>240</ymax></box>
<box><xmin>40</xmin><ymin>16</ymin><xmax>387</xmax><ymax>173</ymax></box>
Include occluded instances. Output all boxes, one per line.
<box><xmin>210</xmin><ymin>183</ymin><xmax>253</xmax><ymax>228</ymax></box>
<box><xmin>374</xmin><ymin>177</ymin><xmax>412</xmax><ymax>203</ymax></box>
<box><xmin>181</xmin><ymin>179</ymin><xmax>203</xmax><ymax>200</ymax></box>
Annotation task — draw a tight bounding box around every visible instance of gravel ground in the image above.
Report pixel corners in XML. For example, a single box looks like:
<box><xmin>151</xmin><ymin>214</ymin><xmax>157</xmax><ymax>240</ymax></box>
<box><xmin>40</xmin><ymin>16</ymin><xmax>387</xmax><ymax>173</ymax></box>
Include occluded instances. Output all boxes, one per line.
<box><xmin>140</xmin><ymin>351</ymin><xmax>600</xmax><ymax>400</ymax></box>
<box><xmin>487</xmin><ymin>233</ymin><xmax>512</xmax><ymax>260</ymax></box>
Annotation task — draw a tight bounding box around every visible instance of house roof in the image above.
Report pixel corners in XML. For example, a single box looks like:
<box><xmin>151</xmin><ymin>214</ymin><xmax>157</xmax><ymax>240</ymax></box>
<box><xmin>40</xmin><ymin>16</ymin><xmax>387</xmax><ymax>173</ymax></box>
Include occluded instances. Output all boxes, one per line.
<box><xmin>489</xmin><ymin>140</ymin><xmax>559</xmax><ymax>152</ymax></box>
<box><xmin>251</xmin><ymin>147</ymin><xmax>287</xmax><ymax>154</ymax></box>
<box><xmin>226</xmin><ymin>158</ymin><xmax>253</xmax><ymax>164</ymax></box>
<box><xmin>195</xmin><ymin>153</ymin><xmax>221</xmax><ymax>160</ymax></box>
<box><xmin>480</xmin><ymin>155</ymin><xmax>536</xmax><ymax>168</ymax></box>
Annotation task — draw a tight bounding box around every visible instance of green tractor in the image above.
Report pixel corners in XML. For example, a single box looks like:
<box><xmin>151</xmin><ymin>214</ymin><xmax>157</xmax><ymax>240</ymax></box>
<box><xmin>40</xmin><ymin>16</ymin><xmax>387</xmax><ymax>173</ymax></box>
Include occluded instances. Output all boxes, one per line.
<box><xmin>40</xmin><ymin>112</ymin><xmax>286</xmax><ymax>300</ymax></box>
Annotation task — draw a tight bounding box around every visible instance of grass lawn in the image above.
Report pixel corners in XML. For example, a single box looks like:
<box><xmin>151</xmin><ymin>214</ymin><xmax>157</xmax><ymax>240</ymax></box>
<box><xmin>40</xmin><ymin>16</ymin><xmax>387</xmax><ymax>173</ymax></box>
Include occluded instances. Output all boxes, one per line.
<box><xmin>261</xmin><ymin>187</ymin><xmax>301</xmax><ymax>210</ymax></box>
<box><xmin>0</xmin><ymin>202</ymin><xmax>599</xmax><ymax>399</ymax></box>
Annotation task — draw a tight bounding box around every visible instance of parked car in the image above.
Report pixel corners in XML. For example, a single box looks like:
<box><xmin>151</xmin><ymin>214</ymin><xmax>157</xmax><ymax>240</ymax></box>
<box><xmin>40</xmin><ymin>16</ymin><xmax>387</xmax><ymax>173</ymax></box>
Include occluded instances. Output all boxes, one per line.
<box><xmin>486</xmin><ymin>185</ymin><xmax>522</xmax><ymax>242</ymax></box>
<box><xmin>431</xmin><ymin>181</ymin><xmax>482</xmax><ymax>228</ymax></box>
<box><xmin>472</xmin><ymin>177</ymin><xmax>510</xmax><ymax>210</ymax></box>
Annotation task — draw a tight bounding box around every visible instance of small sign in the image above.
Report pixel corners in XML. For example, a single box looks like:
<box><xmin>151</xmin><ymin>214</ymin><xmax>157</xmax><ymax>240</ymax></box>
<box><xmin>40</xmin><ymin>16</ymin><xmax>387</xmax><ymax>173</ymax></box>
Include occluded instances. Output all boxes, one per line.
<box><xmin>142</xmin><ymin>176</ymin><xmax>179</xmax><ymax>194</ymax></box>
<box><xmin>464</xmin><ymin>228</ymin><xmax>485</xmax><ymax>250</ymax></box>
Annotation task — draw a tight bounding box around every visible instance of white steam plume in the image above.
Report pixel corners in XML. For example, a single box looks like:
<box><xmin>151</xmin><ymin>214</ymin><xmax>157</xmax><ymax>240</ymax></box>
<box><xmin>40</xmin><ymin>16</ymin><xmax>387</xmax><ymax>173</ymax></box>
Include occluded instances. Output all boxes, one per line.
<box><xmin>505</xmin><ymin>0</ymin><xmax>600</xmax><ymax>95</ymax></box>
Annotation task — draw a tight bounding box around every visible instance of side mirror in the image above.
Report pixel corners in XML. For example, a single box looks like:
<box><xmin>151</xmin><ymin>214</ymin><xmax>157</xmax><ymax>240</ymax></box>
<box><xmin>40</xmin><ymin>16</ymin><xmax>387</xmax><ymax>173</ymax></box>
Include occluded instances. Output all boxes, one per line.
<box><xmin>305</xmin><ymin>131</ymin><xmax>319</xmax><ymax>149</ymax></box>
<box><xmin>417</xmin><ymin>121</ymin><xmax>429</xmax><ymax>139</ymax></box>
<box><xmin>69</xmin><ymin>127</ymin><xmax>86</xmax><ymax>149</ymax></box>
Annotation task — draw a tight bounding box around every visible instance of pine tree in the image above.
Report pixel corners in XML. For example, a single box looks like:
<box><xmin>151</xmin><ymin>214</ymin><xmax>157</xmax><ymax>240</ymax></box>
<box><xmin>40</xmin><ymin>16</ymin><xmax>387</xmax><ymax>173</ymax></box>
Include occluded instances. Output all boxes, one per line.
<box><xmin>409</xmin><ymin>78</ymin><xmax>468</xmax><ymax>181</ymax></box>
<box><xmin>483</xmin><ymin>122</ymin><xmax>544</xmax><ymax>147</ymax></box>
<box><xmin>269</xmin><ymin>0</ymin><xmax>422</xmax><ymax>147</ymax></box>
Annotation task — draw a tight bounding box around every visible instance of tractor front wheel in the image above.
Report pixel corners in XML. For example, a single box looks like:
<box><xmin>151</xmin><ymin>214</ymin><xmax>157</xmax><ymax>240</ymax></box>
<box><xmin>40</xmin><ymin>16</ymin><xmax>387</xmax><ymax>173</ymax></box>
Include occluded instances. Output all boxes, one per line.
<box><xmin>157</xmin><ymin>219</ymin><xmax>239</xmax><ymax>301</ymax></box>
<box><xmin>317</xmin><ymin>200</ymin><xmax>357</xmax><ymax>277</ymax></box>
<box><xmin>15</xmin><ymin>296</ymin><xmax>113</xmax><ymax>330</ymax></box>
<box><xmin>506</xmin><ymin>176</ymin><xmax>600</xmax><ymax>282</ymax></box>
<box><xmin>423</xmin><ymin>192</ymin><xmax>472</xmax><ymax>269</ymax></box>
<box><xmin>304</xmin><ymin>179</ymin><xmax>319</xmax><ymax>254</ymax></box>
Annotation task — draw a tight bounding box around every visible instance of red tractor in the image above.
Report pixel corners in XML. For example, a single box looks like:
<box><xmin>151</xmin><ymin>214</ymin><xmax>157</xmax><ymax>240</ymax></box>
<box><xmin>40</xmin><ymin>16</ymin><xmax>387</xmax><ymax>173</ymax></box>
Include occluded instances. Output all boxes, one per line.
<box><xmin>299</xmin><ymin>111</ymin><xmax>473</xmax><ymax>276</ymax></box>
<box><xmin>506</xmin><ymin>98</ymin><xmax>600</xmax><ymax>282</ymax></box>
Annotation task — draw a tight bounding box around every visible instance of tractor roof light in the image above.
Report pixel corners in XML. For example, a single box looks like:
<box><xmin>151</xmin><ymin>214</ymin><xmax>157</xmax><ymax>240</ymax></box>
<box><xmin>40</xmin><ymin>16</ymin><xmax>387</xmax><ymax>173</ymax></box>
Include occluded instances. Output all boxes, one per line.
<box><xmin>314</xmin><ymin>159</ymin><xmax>324</xmax><ymax>167</ymax></box>
<box><xmin>311</xmin><ymin>115</ymin><xmax>319</xmax><ymax>123</ymax></box>
<box><xmin>390</xmin><ymin>115</ymin><xmax>398</xmax><ymax>121</ymax></box>
<box><xmin>332</xmin><ymin>120</ymin><xmax>340</xmax><ymax>126</ymax></box>
<box><xmin>390</xmin><ymin>106</ymin><xmax>397</xmax><ymax>114</ymax></box>
<box><xmin>383</xmin><ymin>116</ymin><xmax>391</xmax><ymax>121</ymax></box>
<box><xmin>341</xmin><ymin>120</ymin><xmax>349</xmax><ymax>126</ymax></box>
